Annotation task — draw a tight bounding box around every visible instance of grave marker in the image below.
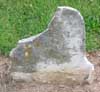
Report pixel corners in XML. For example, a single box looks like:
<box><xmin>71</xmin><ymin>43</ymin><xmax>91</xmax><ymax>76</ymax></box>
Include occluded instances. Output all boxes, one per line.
<box><xmin>10</xmin><ymin>6</ymin><xmax>94</xmax><ymax>84</ymax></box>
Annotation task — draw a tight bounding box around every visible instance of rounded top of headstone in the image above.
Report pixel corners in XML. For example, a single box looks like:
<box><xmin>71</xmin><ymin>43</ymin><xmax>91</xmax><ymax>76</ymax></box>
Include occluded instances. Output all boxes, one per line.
<box><xmin>56</xmin><ymin>6</ymin><xmax>84</xmax><ymax>21</ymax></box>
<box><xmin>48</xmin><ymin>6</ymin><xmax>85</xmax><ymax>32</ymax></box>
<box><xmin>57</xmin><ymin>6</ymin><xmax>82</xmax><ymax>17</ymax></box>
<box><xmin>58</xmin><ymin>6</ymin><xmax>78</xmax><ymax>11</ymax></box>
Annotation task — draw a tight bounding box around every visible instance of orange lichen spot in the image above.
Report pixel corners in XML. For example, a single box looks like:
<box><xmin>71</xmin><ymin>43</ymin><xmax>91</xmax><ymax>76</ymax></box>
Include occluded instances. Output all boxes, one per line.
<box><xmin>28</xmin><ymin>44</ymin><xmax>32</xmax><ymax>48</ymax></box>
<box><xmin>25</xmin><ymin>52</ymin><xmax>29</xmax><ymax>57</ymax></box>
<box><xmin>24</xmin><ymin>44</ymin><xmax>32</xmax><ymax>49</ymax></box>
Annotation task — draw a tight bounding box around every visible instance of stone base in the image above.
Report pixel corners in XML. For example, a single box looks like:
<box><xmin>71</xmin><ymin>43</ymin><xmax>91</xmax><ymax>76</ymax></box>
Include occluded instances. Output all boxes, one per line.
<box><xmin>11</xmin><ymin>69</ymin><xmax>94</xmax><ymax>85</ymax></box>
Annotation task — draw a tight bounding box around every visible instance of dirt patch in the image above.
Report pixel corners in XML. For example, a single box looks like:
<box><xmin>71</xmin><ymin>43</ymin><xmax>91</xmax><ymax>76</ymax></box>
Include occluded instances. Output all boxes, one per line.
<box><xmin>0</xmin><ymin>51</ymin><xmax>100</xmax><ymax>92</ymax></box>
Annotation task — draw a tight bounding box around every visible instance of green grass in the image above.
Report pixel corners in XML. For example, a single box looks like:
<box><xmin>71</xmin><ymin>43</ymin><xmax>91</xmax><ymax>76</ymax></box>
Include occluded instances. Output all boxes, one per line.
<box><xmin>0</xmin><ymin>0</ymin><xmax>100</xmax><ymax>55</ymax></box>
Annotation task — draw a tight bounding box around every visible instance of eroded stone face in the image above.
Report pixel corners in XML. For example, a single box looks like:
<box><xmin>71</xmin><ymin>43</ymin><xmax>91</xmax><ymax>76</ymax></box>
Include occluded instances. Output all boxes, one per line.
<box><xmin>10</xmin><ymin>6</ymin><xmax>94</xmax><ymax>83</ymax></box>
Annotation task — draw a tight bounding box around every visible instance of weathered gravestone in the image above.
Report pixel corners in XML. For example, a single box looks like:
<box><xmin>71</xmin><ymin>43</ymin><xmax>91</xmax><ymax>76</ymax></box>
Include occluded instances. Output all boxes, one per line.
<box><xmin>10</xmin><ymin>6</ymin><xmax>94</xmax><ymax>84</ymax></box>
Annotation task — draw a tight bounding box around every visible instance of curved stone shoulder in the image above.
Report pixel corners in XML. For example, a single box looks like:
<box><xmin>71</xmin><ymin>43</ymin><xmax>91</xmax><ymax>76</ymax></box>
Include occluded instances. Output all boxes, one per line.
<box><xmin>57</xmin><ymin>6</ymin><xmax>84</xmax><ymax>22</ymax></box>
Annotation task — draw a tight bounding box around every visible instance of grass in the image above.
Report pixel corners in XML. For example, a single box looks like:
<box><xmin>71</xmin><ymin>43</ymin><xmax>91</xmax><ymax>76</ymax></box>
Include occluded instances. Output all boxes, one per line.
<box><xmin>0</xmin><ymin>0</ymin><xmax>100</xmax><ymax>56</ymax></box>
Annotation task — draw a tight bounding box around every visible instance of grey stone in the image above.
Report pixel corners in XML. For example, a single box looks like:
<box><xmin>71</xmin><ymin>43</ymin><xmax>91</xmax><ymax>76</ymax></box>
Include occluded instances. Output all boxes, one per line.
<box><xmin>10</xmin><ymin>6</ymin><xmax>94</xmax><ymax>83</ymax></box>
<box><xmin>10</xmin><ymin>72</ymin><xmax>33</xmax><ymax>82</ymax></box>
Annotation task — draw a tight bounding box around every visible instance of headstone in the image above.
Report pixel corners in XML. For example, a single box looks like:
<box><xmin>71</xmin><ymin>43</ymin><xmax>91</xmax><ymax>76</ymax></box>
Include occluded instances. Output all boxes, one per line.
<box><xmin>10</xmin><ymin>6</ymin><xmax>94</xmax><ymax>84</ymax></box>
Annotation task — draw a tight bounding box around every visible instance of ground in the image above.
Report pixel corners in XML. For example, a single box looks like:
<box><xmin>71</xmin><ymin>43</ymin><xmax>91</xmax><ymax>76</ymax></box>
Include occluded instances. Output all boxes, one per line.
<box><xmin>0</xmin><ymin>51</ymin><xmax>100</xmax><ymax>92</ymax></box>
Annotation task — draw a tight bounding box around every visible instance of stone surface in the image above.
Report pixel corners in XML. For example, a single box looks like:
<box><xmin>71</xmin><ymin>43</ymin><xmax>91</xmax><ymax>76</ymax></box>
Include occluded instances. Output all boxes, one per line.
<box><xmin>10</xmin><ymin>6</ymin><xmax>94</xmax><ymax>83</ymax></box>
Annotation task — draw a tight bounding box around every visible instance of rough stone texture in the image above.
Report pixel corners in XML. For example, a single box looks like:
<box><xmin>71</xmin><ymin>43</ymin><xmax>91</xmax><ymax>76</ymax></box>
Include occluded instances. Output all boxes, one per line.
<box><xmin>10</xmin><ymin>6</ymin><xmax>94</xmax><ymax>83</ymax></box>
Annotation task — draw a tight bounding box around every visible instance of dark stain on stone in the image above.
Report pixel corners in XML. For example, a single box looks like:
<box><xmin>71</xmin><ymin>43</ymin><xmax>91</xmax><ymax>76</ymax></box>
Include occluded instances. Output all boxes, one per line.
<box><xmin>46</xmin><ymin>48</ymin><xmax>71</xmax><ymax>64</ymax></box>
